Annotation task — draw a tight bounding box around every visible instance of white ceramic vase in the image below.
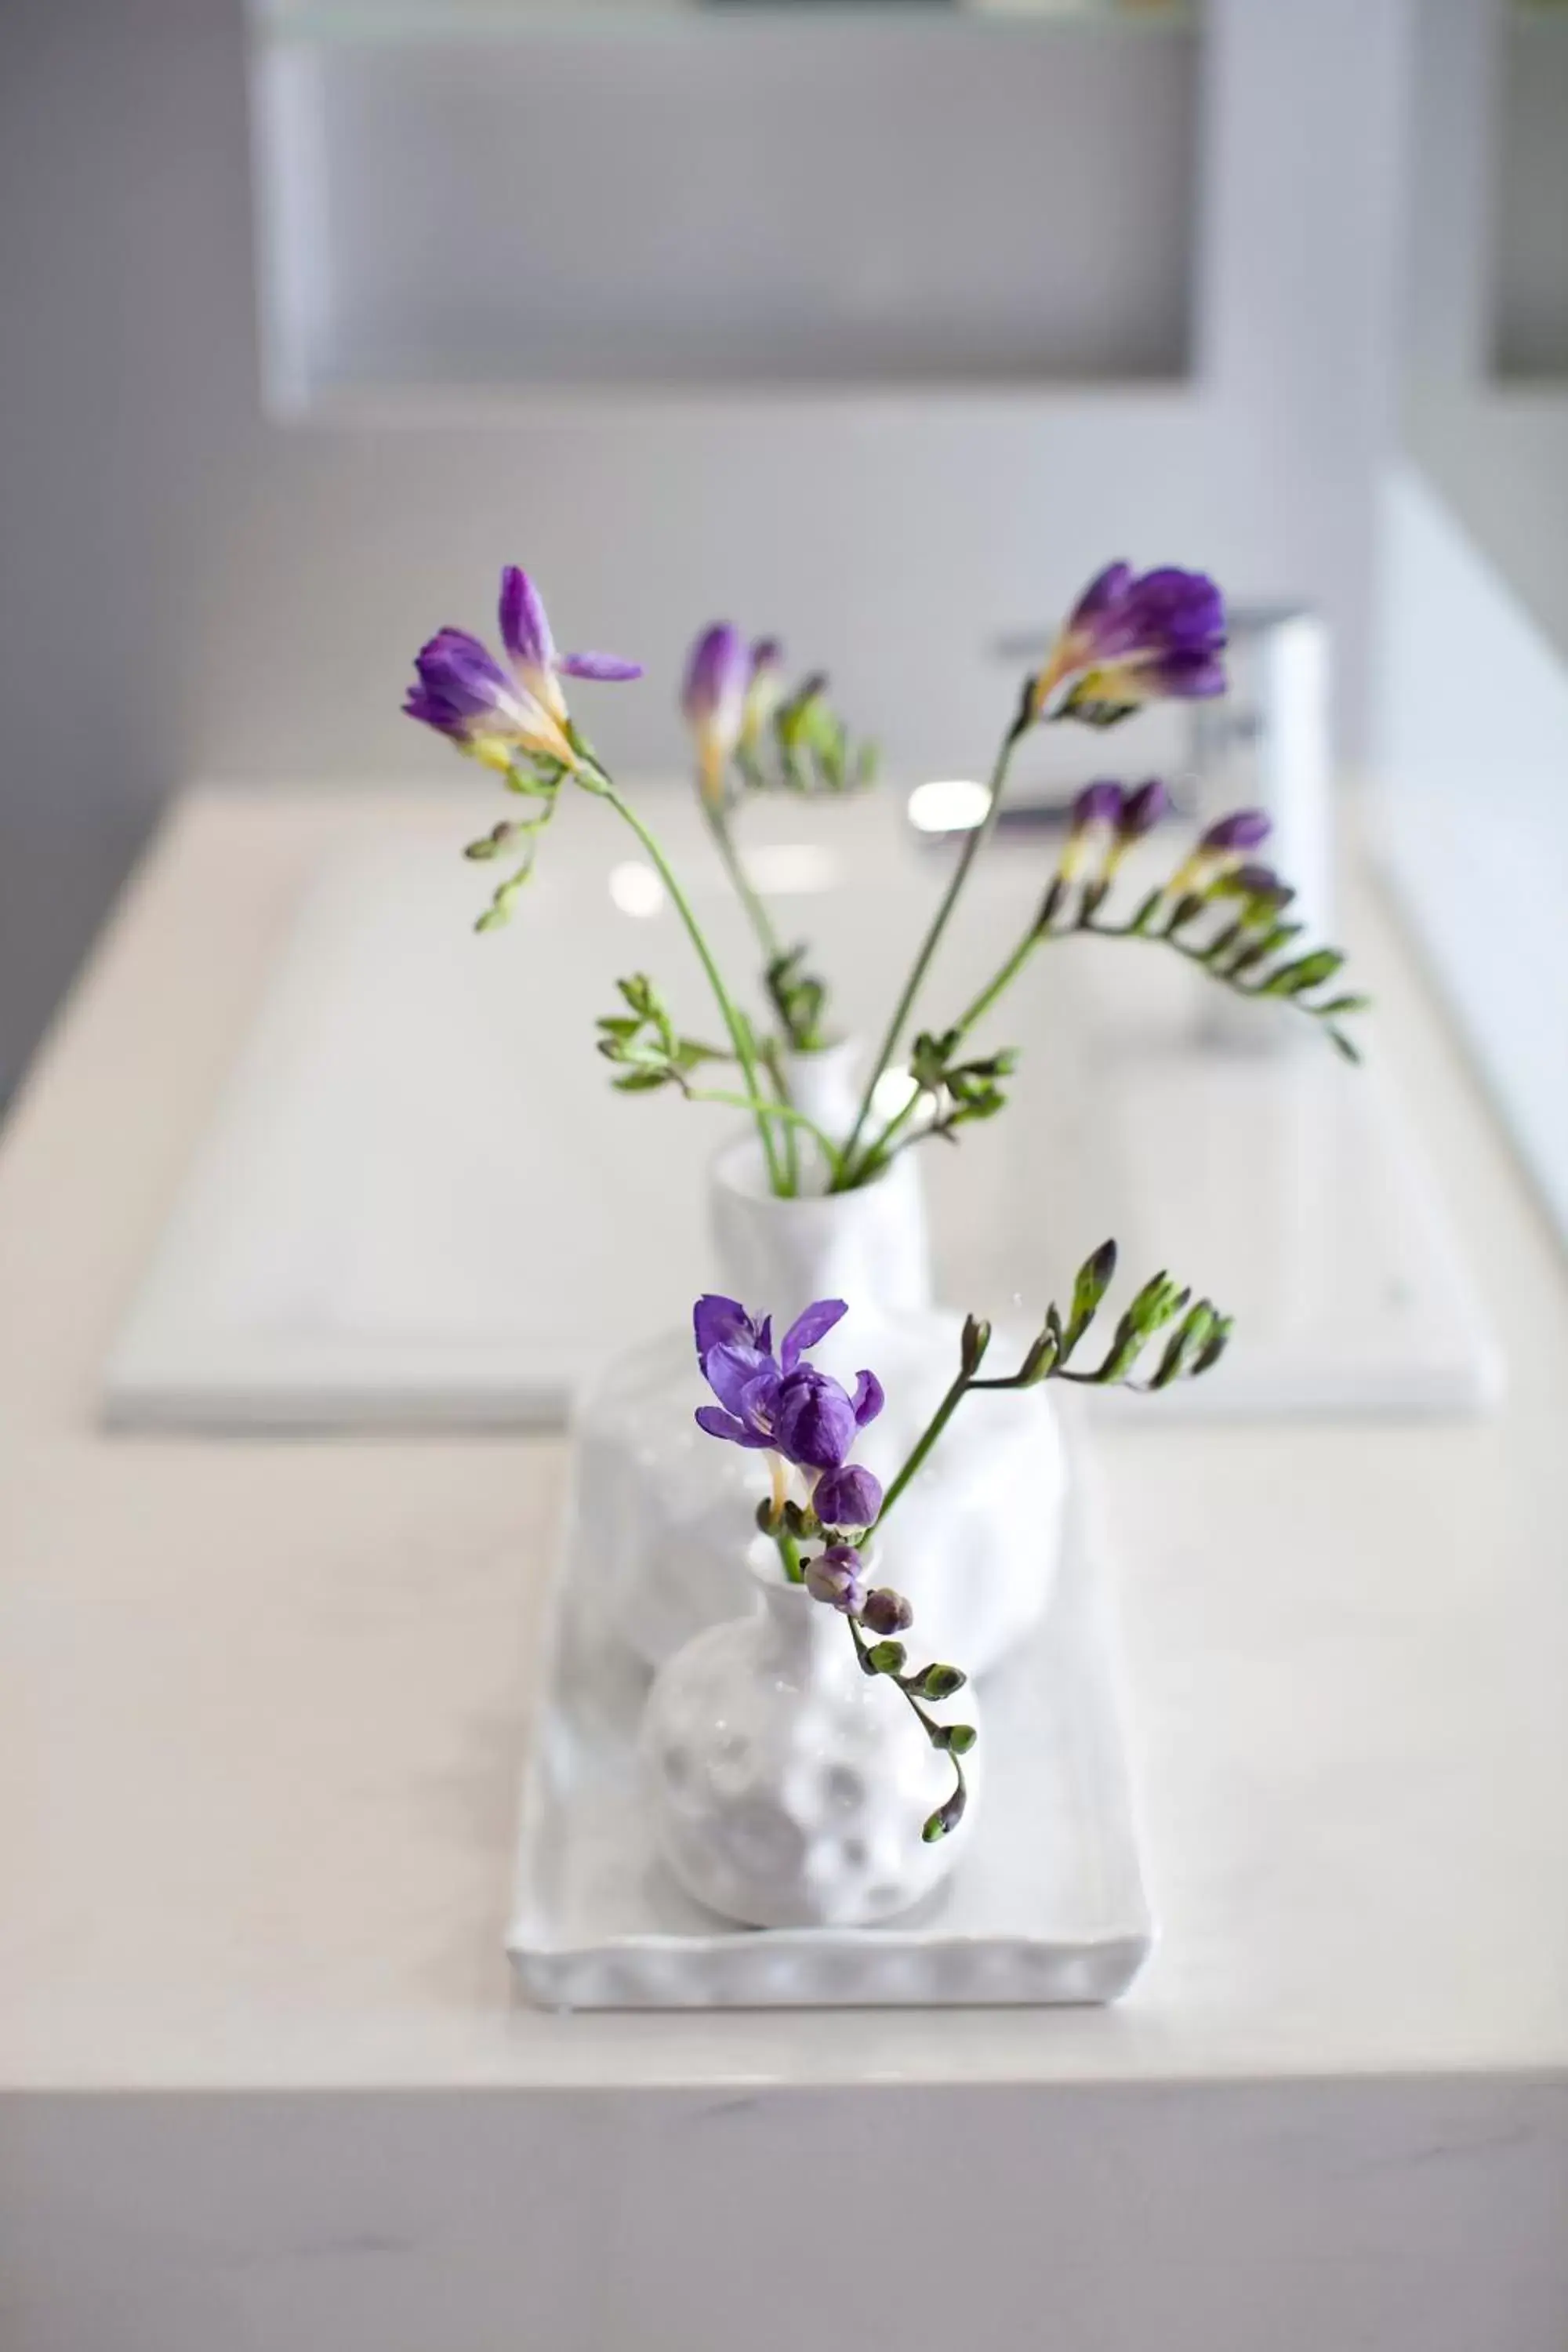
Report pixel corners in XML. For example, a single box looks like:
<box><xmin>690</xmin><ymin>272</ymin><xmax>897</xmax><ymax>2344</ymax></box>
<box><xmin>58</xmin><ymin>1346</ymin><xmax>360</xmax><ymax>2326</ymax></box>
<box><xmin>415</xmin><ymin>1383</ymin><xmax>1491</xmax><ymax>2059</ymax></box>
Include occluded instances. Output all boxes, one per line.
<box><xmin>641</xmin><ymin>1539</ymin><xmax>978</xmax><ymax>1929</ymax></box>
<box><xmin>573</xmin><ymin>1038</ymin><xmax>1065</xmax><ymax>1675</ymax></box>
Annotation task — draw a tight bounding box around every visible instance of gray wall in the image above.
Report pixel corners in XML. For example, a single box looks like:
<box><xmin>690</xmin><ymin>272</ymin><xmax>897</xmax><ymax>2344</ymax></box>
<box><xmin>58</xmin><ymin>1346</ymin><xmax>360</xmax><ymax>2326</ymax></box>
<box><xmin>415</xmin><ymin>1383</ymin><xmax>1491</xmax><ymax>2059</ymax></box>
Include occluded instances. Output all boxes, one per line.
<box><xmin>0</xmin><ymin>0</ymin><xmax>1414</xmax><ymax>1092</ymax></box>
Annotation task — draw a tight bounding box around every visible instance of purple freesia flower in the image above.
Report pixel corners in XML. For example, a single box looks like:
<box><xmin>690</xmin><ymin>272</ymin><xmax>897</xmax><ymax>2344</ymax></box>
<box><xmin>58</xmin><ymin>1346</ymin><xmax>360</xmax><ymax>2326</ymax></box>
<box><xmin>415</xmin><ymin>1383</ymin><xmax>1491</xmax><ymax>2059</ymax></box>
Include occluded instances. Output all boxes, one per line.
<box><xmin>773</xmin><ymin>1370</ymin><xmax>861</xmax><ymax>1472</ymax></box>
<box><xmin>860</xmin><ymin>1586</ymin><xmax>913</xmax><ymax>1638</ymax></box>
<box><xmin>691</xmin><ymin>1292</ymin><xmax>883</xmax><ymax>1468</ymax></box>
<box><xmin>1032</xmin><ymin>562</ymin><xmax>1227</xmax><ymax>729</ymax></box>
<box><xmin>804</xmin><ymin>1544</ymin><xmax>867</xmax><ymax>1615</ymax></box>
<box><xmin>1071</xmin><ymin>779</ymin><xmax>1125</xmax><ymax>831</ymax></box>
<box><xmin>682</xmin><ymin>623</ymin><xmax>751</xmax><ymax>806</ymax></box>
<box><xmin>813</xmin><ymin>1461</ymin><xmax>884</xmax><ymax>1531</ymax></box>
<box><xmin>405</xmin><ymin>565</ymin><xmax>641</xmax><ymax>773</ymax></box>
<box><xmin>1057</xmin><ymin>778</ymin><xmax>1124</xmax><ymax>884</ymax></box>
<box><xmin>1168</xmin><ymin>807</ymin><xmax>1276</xmax><ymax>900</ymax></box>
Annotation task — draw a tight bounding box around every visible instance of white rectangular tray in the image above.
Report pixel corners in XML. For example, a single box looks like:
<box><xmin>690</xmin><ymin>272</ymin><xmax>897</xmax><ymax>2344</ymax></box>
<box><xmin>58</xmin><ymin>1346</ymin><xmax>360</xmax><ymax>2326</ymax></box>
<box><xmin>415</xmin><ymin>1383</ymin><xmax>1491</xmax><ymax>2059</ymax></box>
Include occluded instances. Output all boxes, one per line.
<box><xmin>507</xmin><ymin>1439</ymin><xmax>1154</xmax><ymax>2009</ymax></box>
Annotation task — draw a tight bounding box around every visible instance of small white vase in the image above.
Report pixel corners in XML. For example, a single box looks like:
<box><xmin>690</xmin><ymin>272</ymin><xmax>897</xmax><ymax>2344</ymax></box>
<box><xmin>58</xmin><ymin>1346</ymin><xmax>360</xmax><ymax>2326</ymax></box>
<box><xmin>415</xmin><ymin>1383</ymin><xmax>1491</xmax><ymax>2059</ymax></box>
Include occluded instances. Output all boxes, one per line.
<box><xmin>641</xmin><ymin>1540</ymin><xmax>978</xmax><ymax>1929</ymax></box>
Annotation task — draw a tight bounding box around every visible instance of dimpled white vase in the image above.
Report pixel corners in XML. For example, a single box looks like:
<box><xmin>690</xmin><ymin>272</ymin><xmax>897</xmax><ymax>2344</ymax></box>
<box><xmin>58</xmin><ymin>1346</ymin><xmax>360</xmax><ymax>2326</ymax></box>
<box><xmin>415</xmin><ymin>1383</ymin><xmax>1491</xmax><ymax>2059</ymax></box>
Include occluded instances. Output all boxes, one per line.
<box><xmin>641</xmin><ymin>1541</ymin><xmax>978</xmax><ymax>1929</ymax></box>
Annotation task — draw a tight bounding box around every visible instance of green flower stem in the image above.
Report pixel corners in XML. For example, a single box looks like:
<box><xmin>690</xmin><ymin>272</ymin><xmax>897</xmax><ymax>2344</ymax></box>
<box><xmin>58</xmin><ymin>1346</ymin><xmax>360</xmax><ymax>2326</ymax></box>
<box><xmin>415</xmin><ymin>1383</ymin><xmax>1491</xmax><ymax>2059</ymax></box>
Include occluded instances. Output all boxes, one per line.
<box><xmin>855</xmin><ymin>872</ymin><xmax>1362</xmax><ymax>1177</ymax></box>
<box><xmin>1085</xmin><ymin>909</ymin><xmax>1363</xmax><ymax>1058</ymax></box>
<box><xmin>702</xmin><ymin>796</ymin><xmax>785</xmax><ymax>967</ymax></box>
<box><xmin>837</xmin><ymin>710</ymin><xmax>1029</xmax><ymax>1186</ymax></box>
<box><xmin>950</xmin><ymin>920</ymin><xmax>1043</xmax><ymax>1041</ymax></box>
<box><xmin>847</xmin><ymin>1614</ymin><xmax>968</xmax><ymax>1836</ymax></box>
<box><xmin>852</xmin><ymin>1079</ymin><xmax>924</xmax><ymax>1178</ymax></box>
<box><xmin>873</xmin><ymin>1362</ymin><xmax>975</xmax><ymax>1533</ymax></box>
<box><xmin>704</xmin><ymin>795</ymin><xmax>826</xmax><ymax>1069</ymax></box>
<box><xmin>587</xmin><ymin>770</ymin><xmax>787</xmax><ymax>1192</ymax></box>
<box><xmin>853</xmin><ymin>919</ymin><xmax>1041</xmax><ymax>1171</ymax></box>
<box><xmin>759</xmin><ymin>1037</ymin><xmax>800</xmax><ymax>1195</ymax></box>
<box><xmin>774</xmin><ymin>1524</ymin><xmax>804</xmax><ymax>1584</ymax></box>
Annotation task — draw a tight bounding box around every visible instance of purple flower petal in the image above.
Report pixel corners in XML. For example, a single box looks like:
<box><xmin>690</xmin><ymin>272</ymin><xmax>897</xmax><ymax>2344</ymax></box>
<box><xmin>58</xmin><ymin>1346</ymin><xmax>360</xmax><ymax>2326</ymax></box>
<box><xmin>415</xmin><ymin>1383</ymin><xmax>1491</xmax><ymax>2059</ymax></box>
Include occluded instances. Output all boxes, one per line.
<box><xmin>704</xmin><ymin>1341</ymin><xmax>776</xmax><ymax>1421</ymax></box>
<box><xmin>813</xmin><ymin>1463</ymin><xmax>883</xmax><ymax>1530</ymax></box>
<box><xmin>693</xmin><ymin>1294</ymin><xmax>752</xmax><ymax>1363</ymax></box>
<box><xmin>779</xmin><ymin>1298</ymin><xmax>848</xmax><ymax>1372</ymax></box>
<box><xmin>1152</xmin><ymin>648</ymin><xmax>1227</xmax><ymax>700</ymax></box>
<box><xmin>695</xmin><ymin>1404</ymin><xmax>768</xmax><ymax>1446</ymax></box>
<box><xmin>499</xmin><ymin>566</ymin><xmax>554</xmax><ymax>673</ymax></box>
<box><xmin>1200</xmin><ymin>808</ymin><xmax>1272</xmax><ymax>854</ymax></box>
<box><xmin>403</xmin><ymin>684</ymin><xmax>468</xmax><ymax>740</ymax></box>
<box><xmin>1129</xmin><ymin>568</ymin><xmax>1225</xmax><ymax>650</ymax></box>
<box><xmin>1071</xmin><ymin>562</ymin><xmax>1133</xmax><ymax>624</ymax></box>
<box><xmin>850</xmin><ymin>1370</ymin><xmax>884</xmax><ymax>1428</ymax></box>
<box><xmin>804</xmin><ymin>1545</ymin><xmax>866</xmax><ymax>1613</ymax></box>
<box><xmin>739</xmin><ymin>1367</ymin><xmax>780</xmax><ymax>1412</ymax></box>
<box><xmin>773</xmin><ymin>1367</ymin><xmax>857</xmax><ymax>1470</ymax></box>
<box><xmin>1118</xmin><ymin>779</ymin><xmax>1171</xmax><ymax>840</ymax></box>
<box><xmin>682</xmin><ymin>623</ymin><xmax>750</xmax><ymax>725</ymax></box>
<box><xmin>558</xmin><ymin>650</ymin><xmax>644</xmax><ymax>684</ymax></box>
<box><xmin>413</xmin><ymin>628</ymin><xmax>516</xmax><ymax>720</ymax></box>
<box><xmin>1071</xmin><ymin>779</ymin><xmax>1124</xmax><ymax>831</ymax></box>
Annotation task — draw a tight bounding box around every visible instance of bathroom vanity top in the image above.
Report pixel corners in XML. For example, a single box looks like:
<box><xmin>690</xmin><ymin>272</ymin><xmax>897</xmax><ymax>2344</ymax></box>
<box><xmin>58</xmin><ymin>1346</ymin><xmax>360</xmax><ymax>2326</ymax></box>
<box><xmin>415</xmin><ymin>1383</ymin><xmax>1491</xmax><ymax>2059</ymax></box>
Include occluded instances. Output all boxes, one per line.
<box><xmin>2</xmin><ymin>782</ymin><xmax>1566</xmax><ymax>2099</ymax></box>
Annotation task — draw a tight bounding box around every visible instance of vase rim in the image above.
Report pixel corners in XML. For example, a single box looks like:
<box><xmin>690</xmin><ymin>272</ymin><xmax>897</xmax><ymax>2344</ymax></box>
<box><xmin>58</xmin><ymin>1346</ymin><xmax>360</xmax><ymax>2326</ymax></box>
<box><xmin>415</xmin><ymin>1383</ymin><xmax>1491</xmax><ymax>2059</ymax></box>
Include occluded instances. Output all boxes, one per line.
<box><xmin>711</xmin><ymin>1131</ymin><xmax>895</xmax><ymax>1213</ymax></box>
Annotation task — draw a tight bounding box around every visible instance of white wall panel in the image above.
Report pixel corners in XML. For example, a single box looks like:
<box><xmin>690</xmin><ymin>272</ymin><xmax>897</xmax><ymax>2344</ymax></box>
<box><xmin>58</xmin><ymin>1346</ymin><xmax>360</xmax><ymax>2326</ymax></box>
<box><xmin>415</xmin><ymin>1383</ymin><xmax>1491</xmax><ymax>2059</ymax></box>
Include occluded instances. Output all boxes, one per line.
<box><xmin>253</xmin><ymin>16</ymin><xmax>1199</xmax><ymax>398</ymax></box>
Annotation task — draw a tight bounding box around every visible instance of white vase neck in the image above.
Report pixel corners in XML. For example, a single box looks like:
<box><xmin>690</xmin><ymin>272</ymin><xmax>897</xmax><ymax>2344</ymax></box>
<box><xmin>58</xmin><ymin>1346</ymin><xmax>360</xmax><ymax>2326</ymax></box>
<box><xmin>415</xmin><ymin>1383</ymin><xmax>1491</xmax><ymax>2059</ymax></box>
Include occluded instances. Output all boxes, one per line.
<box><xmin>746</xmin><ymin>1536</ymin><xmax>866</xmax><ymax>1685</ymax></box>
<box><xmin>708</xmin><ymin>1137</ymin><xmax>928</xmax><ymax>1341</ymax></box>
<box><xmin>778</xmin><ymin>1037</ymin><xmax>863</xmax><ymax>1146</ymax></box>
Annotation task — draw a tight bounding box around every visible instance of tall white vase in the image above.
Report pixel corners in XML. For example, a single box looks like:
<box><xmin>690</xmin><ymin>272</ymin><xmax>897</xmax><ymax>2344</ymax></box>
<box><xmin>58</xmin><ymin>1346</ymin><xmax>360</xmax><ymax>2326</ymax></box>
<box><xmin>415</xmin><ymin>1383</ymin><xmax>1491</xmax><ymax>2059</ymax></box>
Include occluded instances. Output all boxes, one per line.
<box><xmin>707</xmin><ymin>1131</ymin><xmax>930</xmax><ymax>1338</ymax></box>
<box><xmin>641</xmin><ymin>1539</ymin><xmax>978</xmax><ymax>1929</ymax></box>
<box><xmin>578</xmin><ymin>1134</ymin><xmax>930</xmax><ymax>1667</ymax></box>
<box><xmin>573</xmin><ymin>1036</ymin><xmax>1065</xmax><ymax>1675</ymax></box>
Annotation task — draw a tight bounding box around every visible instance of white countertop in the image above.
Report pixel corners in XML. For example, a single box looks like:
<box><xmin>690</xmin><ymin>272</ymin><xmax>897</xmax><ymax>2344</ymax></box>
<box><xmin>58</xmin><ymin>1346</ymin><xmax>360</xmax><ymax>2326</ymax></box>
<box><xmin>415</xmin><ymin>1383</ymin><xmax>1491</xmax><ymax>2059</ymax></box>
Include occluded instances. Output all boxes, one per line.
<box><xmin>3</xmin><ymin>783</ymin><xmax>1566</xmax><ymax>2097</ymax></box>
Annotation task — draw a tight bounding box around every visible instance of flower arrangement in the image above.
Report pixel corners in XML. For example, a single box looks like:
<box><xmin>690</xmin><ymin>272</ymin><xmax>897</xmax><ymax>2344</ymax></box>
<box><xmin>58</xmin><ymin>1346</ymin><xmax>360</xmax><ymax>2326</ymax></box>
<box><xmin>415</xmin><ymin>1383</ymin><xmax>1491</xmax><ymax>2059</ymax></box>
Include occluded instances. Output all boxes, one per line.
<box><xmin>404</xmin><ymin>558</ymin><xmax>1367</xmax><ymax>1205</ymax></box>
<box><xmin>692</xmin><ymin>1243</ymin><xmax>1232</xmax><ymax>1846</ymax></box>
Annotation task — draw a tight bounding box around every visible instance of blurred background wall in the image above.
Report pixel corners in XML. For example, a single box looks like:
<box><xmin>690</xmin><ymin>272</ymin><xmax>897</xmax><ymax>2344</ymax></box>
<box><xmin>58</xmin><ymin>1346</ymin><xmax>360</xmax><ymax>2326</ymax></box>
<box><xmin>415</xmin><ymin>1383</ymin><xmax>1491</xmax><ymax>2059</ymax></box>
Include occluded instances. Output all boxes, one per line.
<box><xmin>3</xmin><ymin>0</ymin><xmax>1547</xmax><ymax>1110</ymax></box>
<box><xmin>1378</xmin><ymin>0</ymin><xmax>1568</xmax><ymax>1240</ymax></box>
